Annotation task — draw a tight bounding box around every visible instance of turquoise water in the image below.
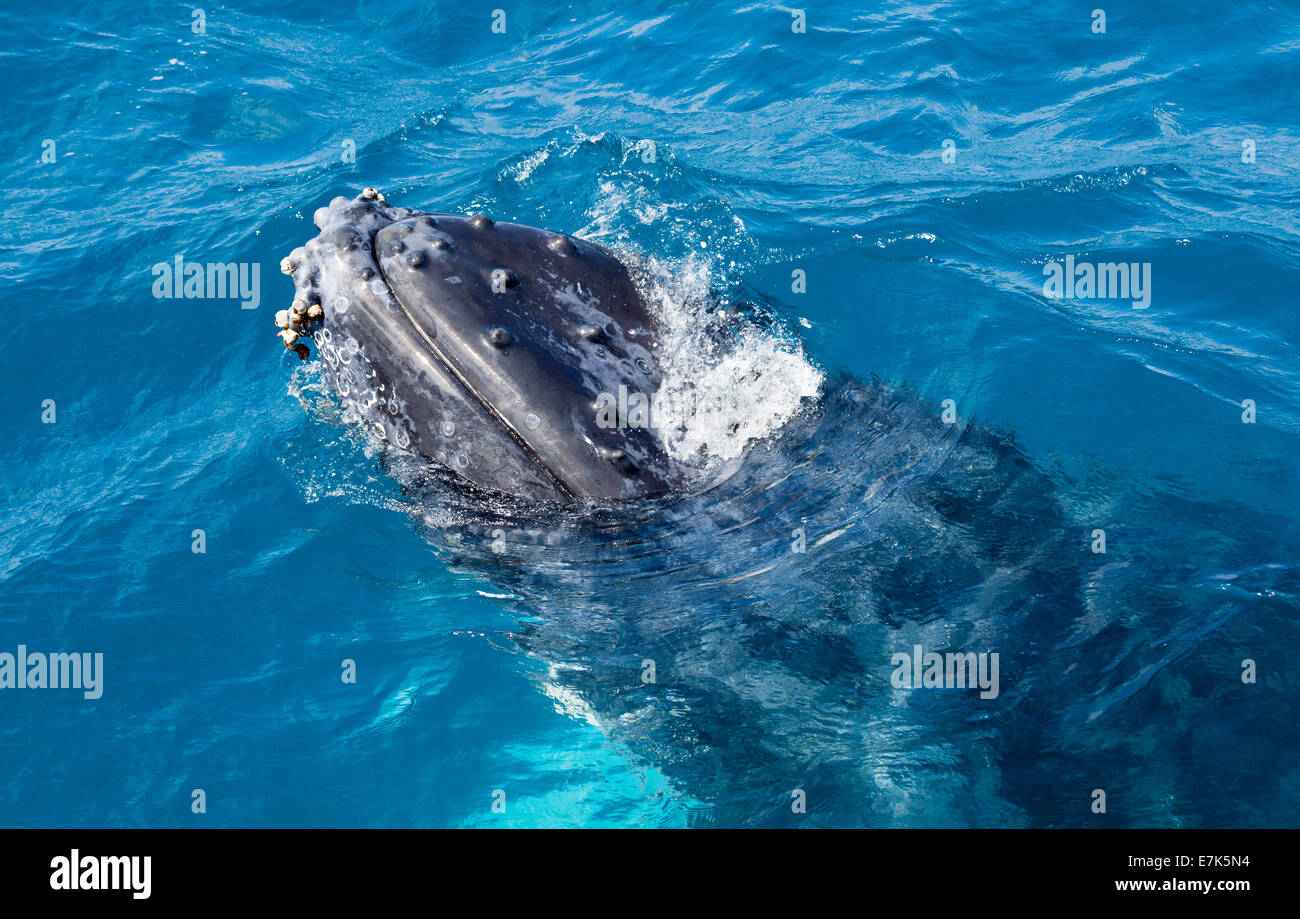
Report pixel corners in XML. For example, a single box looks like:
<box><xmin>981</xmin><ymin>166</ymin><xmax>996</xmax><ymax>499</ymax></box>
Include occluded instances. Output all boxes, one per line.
<box><xmin>1</xmin><ymin>0</ymin><xmax>1298</xmax><ymax>827</ymax></box>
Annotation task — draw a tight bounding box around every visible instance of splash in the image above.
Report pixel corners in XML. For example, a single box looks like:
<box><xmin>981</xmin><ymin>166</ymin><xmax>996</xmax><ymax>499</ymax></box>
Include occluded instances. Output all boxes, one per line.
<box><xmin>629</xmin><ymin>255</ymin><xmax>825</xmax><ymax>469</ymax></box>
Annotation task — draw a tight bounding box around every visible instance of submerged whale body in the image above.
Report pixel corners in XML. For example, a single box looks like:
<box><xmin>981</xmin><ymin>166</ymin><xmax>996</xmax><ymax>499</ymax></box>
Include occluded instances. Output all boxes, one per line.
<box><xmin>278</xmin><ymin>188</ymin><xmax>685</xmax><ymax>503</ymax></box>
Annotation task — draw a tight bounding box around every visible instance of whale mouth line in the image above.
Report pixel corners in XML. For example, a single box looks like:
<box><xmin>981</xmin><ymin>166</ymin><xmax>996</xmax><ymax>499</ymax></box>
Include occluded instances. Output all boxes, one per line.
<box><xmin>364</xmin><ymin>224</ymin><xmax>581</xmax><ymax>503</ymax></box>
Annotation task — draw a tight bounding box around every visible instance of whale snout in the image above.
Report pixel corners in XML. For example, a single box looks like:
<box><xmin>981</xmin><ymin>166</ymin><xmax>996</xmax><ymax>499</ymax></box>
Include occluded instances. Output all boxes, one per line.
<box><xmin>277</xmin><ymin>189</ymin><xmax>684</xmax><ymax>504</ymax></box>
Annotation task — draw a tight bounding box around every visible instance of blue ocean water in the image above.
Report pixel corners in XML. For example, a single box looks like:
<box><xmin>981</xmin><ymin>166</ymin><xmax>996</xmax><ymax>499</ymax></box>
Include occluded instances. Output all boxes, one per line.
<box><xmin>2</xmin><ymin>0</ymin><xmax>1298</xmax><ymax>828</ymax></box>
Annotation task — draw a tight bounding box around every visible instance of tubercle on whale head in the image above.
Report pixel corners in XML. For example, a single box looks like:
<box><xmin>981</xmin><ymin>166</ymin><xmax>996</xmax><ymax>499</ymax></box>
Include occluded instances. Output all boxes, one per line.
<box><xmin>276</xmin><ymin>188</ymin><xmax>686</xmax><ymax>504</ymax></box>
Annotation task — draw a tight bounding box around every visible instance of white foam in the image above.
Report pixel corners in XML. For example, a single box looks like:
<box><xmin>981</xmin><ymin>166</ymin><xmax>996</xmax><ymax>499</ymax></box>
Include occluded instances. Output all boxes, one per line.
<box><xmin>633</xmin><ymin>256</ymin><xmax>824</xmax><ymax>467</ymax></box>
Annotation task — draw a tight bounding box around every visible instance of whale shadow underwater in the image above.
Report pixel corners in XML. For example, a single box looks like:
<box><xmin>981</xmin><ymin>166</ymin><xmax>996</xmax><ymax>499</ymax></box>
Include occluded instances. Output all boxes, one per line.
<box><xmin>277</xmin><ymin>190</ymin><xmax>1282</xmax><ymax>827</ymax></box>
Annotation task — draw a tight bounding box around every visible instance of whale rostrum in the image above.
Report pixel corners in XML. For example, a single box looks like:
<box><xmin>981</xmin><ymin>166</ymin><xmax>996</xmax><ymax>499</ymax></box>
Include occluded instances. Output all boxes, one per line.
<box><xmin>277</xmin><ymin>189</ymin><xmax>684</xmax><ymax>504</ymax></box>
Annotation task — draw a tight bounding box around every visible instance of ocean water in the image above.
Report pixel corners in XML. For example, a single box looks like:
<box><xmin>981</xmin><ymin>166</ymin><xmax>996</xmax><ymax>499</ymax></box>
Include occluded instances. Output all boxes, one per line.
<box><xmin>2</xmin><ymin>0</ymin><xmax>1298</xmax><ymax>828</ymax></box>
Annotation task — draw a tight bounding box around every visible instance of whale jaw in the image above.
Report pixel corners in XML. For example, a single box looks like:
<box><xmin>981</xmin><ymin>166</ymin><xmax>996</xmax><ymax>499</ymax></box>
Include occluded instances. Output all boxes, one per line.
<box><xmin>278</xmin><ymin>190</ymin><xmax>683</xmax><ymax>504</ymax></box>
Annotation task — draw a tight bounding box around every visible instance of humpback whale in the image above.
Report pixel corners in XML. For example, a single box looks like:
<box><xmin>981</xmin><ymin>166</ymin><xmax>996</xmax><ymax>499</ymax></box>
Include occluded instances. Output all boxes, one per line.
<box><xmin>276</xmin><ymin>188</ymin><xmax>684</xmax><ymax>504</ymax></box>
<box><xmin>273</xmin><ymin>188</ymin><xmax>1261</xmax><ymax>826</ymax></box>
<box><xmin>274</xmin><ymin>193</ymin><xmax>1069</xmax><ymax>822</ymax></box>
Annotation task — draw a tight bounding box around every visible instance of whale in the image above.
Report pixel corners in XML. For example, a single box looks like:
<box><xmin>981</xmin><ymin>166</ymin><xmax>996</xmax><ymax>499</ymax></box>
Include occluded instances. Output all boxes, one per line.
<box><xmin>274</xmin><ymin>188</ymin><xmax>1262</xmax><ymax>826</ymax></box>
<box><xmin>273</xmin><ymin>188</ymin><xmax>1082</xmax><ymax>824</ymax></box>
<box><xmin>276</xmin><ymin>188</ymin><xmax>684</xmax><ymax>504</ymax></box>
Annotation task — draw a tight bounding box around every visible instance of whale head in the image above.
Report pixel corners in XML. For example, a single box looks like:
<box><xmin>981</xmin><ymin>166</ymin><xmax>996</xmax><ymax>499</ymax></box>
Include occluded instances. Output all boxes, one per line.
<box><xmin>277</xmin><ymin>190</ymin><xmax>684</xmax><ymax>504</ymax></box>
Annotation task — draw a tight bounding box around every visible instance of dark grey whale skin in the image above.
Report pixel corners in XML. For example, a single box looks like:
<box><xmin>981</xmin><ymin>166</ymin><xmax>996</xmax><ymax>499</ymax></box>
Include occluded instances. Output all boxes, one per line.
<box><xmin>281</xmin><ymin>190</ymin><xmax>682</xmax><ymax>504</ymax></box>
